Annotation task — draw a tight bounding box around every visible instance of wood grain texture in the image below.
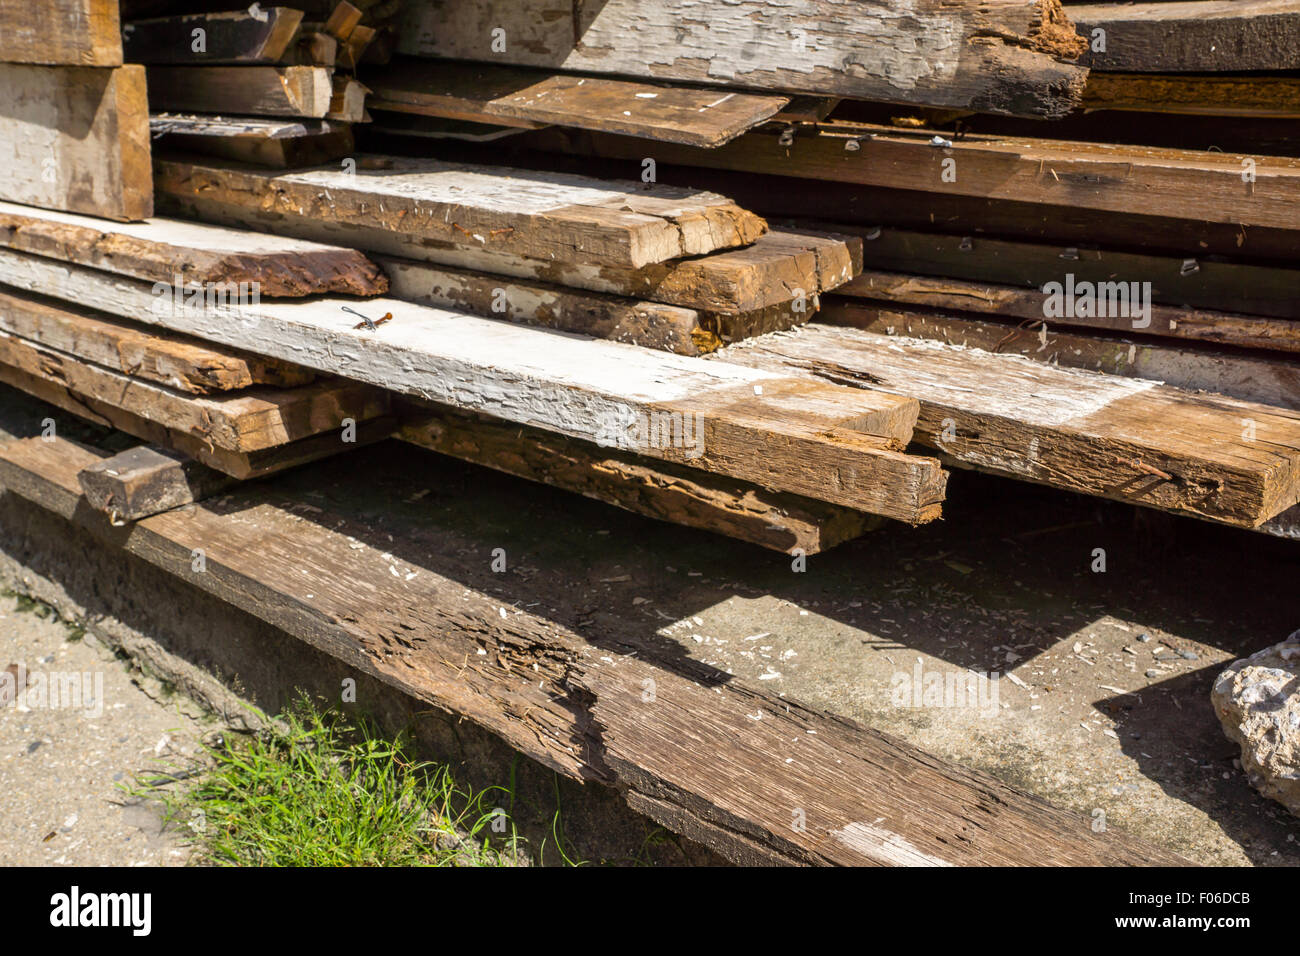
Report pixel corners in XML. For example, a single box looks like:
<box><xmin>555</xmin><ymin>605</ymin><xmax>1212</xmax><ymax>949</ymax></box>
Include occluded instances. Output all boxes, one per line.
<box><xmin>0</xmin><ymin>329</ymin><xmax>388</xmax><ymax>453</ymax></box>
<box><xmin>395</xmin><ymin>0</ymin><xmax>1089</xmax><ymax>119</ymax></box>
<box><xmin>149</xmin><ymin>113</ymin><xmax>355</xmax><ymax>168</ymax></box>
<box><xmin>152</xmin><ymin>154</ymin><xmax>767</xmax><ymax>269</ymax></box>
<box><xmin>366</xmin><ymin>58</ymin><xmax>791</xmax><ymax>147</ymax></box>
<box><xmin>0</xmin><ymin>0</ymin><xmax>121</xmax><ymax>65</ymax></box>
<box><xmin>1072</xmin><ymin>0</ymin><xmax>1300</xmax><ymax>72</ymax></box>
<box><xmin>524</xmin><ymin>120</ymin><xmax>1300</xmax><ymax>233</ymax></box>
<box><xmin>1084</xmin><ymin>73</ymin><xmax>1300</xmax><ymax>119</ymax></box>
<box><xmin>0</xmin><ymin>64</ymin><xmax>152</xmax><ymax>221</ymax></box>
<box><xmin>123</xmin><ymin>7</ymin><xmax>304</xmax><ymax>64</ymax></box>
<box><xmin>399</xmin><ymin>405</ymin><xmax>880</xmax><ymax>553</ymax></box>
<box><xmin>78</xmin><ymin>444</ymin><xmax>236</xmax><ymax>521</ymax></box>
<box><xmin>717</xmin><ymin>325</ymin><xmax>1300</xmax><ymax>528</ymax></box>
<box><xmin>0</xmin><ymin>287</ymin><xmax>313</xmax><ymax>394</ymax></box>
<box><xmin>0</xmin><ymin>434</ymin><xmax>1187</xmax><ymax>865</ymax></box>
<box><xmin>0</xmin><ymin>200</ymin><xmax>387</xmax><ymax>297</ymax></box>
<box><xmin>153</xmin><ymin>189</ymin><xmax>855</xmax><ymax>315</ymax></box>
<box><xmin>145</xmin><ymin>66</ymin><xmax>334</xmax><ymax>117</ymax></box>
<box><xmin>839</xmin><ymin>269</ymin><xmax>1300</xmax><ymax>354</ymax></box>
<box><xmin>0</xmin><ymin>250</ymin><xmax>946</xmax><ymax>523</ymax></box>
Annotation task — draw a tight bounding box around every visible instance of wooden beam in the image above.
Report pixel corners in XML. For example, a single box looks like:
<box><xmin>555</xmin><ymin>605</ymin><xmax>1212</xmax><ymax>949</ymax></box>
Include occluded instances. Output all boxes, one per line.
<box><xmin>716</xmin><ymin>325</ymin><xmax>1300</xmax><ymax>528</ymax></box>
<box><xmin>145</xmin><ymin>66</ymin><xmax>334</xmax><ymax>118</ymax></box>
<box><xmin>0</xmin><ymin>200</ymin><xmax>388</xmax><ymax>297</ymax></box>
<box><xmin>819</xmin><ymin>298</ymin><xmax>1300</xmax><ymax>413</ymax></box>
<box><xmin>123</xmin><ymin>8</ymin><xmax>304</xmax><ymax>64</ymax></box>
<box><xmin>0</xmin><ymin>250</ymin><xmax>946</xmax><ymax>524</ymax></box>
<box><xmin>0</xmin><ymin>434</ymin><xmax>1188</xmax><ymax>865</ymax></box>
<box><xmin>1084</xmin><ymin>73</ymin><xmax>1300</xmax><ymax>120</ymax></box>
<box><xmin>326</xmin><ymin>75</ymin><xmax>369</xmax><ymax>122</ymax></box>
<box><xmin>153</xmin><ymin>188</ymin><xmax>857</xmax><ymax>315</ymax></box>
<box><xmin>520</xmin><ymin>120</ymin><xmax>1300</xmax><ymax>233</ymax></box>
<box><xmin>1071</xmin><ymin>0</ymin><xmax>1300</xmax><ymax>73</ymax></box>
<box><xmin>0</xmin><ymin>288</ymin><xmax>313</xmax><ymax>394</ymax></box>
<box><xmin>839</xmin><ymin>268</ymin><xmax>1300</xmax><ymax>354</ymax></box>
<box><xmin>399</xmin><ymin>405</ymin><xmax>880</xmax><ymax>553</ymax></box>
<box><xmin>149</xmin><ymin>114</ymin><xmax>355</xmax><ymax>168</ymax></box>
<box><xmin>78</xmin><ymin>444</ymin><xmax>236</xmax><ymax>521</ymax></box>
<box><xmin>337</xmin><ymin>25</ymin><xmax>375</xmax><ymax>70</ymax></box>
<box><xmin>0</xmin><ymin>0</ymin><xmax>121</xmax><ymax>66</ymax></box>
<box><xmin>280</xmin><ymin>26</ymin><xmax>337</xmax><ymax>66</ymax></box>
<box><xmin>0</xmin><ymin>328</ymin><xmax>389</xmax><ymax>453</ymax></box>
<box><xmin>394</xmin><ymin>0</ymin><xmax>1089</xmax><ymax>120</ymax></box>
<box><xmin>323</xmin><ymin>1</ymin><xmax>362</xmax><ymax>40</ymax></box>
<box><xmin>0</xmin><ymin>362</ymin><xmax>396</xmax><ymax>478</ymax></box>
<box><xmin>152</xmin><ymin>155</ymin><xmax>767</xmax><ymax>269</ymax></box>
<box><xmin>0</xmin><ymin>65</ymin><xmax>151</xmax><ymax>221</ymax></box>
<box><xmin>366</xmin><ymin>58</ymin><xmax>791</xmax><ymax>148</ymax></box>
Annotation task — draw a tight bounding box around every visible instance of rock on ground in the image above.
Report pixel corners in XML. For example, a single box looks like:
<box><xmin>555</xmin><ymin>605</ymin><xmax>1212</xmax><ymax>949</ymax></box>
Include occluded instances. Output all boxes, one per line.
<box><xmin>1213</xmin><ymin>633</ymin><xmax>1300</xmax><ymax>818</ymax></box>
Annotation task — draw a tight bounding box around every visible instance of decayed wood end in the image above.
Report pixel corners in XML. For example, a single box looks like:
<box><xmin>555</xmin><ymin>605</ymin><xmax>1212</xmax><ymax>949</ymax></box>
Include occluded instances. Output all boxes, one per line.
<box><xmin>0</xmin><ymin>436</ymin><xmax>1185</xmax><ymax>865</ymax></box>
<box><xmin>0</xmin><ymin>64</ymin><xmax>152</xmax><ymax>221</ymax></box>
<box><xmin>0</xmin><ymin>329</ymin><xmax>388</xmax><ymax>453</ymax></box>
<box><xmin>145</xmin><ymin>66</ymin><xmax>334</xmax><ymax>118</ymax></box>
<box><xmin>0</xmin><ymin>287</ymin><xmax>313</xmax><ymax>394</ymax></box>
<box><xmin>0</xmin><ymin>0</ymin><xmax>122</xmax><ymax>66</ymax></box>
<box><xmin>399</xmin><ymin>406</ymin><xmax>881</xmax><ymax>553</ymax></box>
<box><xmin>719</xmin><ymin>326</ymin><xmax>1300</xmax><ymax>528</ymax></box>
<box><xmin>78</xmin><ymin>444</ymin><xmax>236</xmax><ymax>520</ymax></box>
<box><xmin>839</xmin><ymin>269</ymin><xmax>1300</xmax><ymax>354</ymax></box>
<box><xmin>0</xmin><ymin>200</ymin><xmax>388</xmax><ymax>296</ymax></box>
<box><xmin>365</xmin><ymin>58</ymin><xmax>791</xmax><ymax>147</ymax></box>
<box><xmin>395</xmin><ymin>0</ymin><xmax>1087</xmax><ymax>119</ymax></box>
<box><xmin>152</xmin><ymin>155</ymin><xmax>767</xmax><ymax>269</ymax></box>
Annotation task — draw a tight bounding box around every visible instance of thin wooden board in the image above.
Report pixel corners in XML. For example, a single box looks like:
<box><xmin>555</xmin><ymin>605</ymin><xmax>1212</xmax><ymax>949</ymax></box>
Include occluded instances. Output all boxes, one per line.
<box><xmin>145</xmin><ymin>65</ymin><xmax>333</xmax><ymax>118</ymax></box>
<box><xmin>1084</xmin><ymin>73</ymin><xmax>1300</xmax><ymax>119</ymax></box>
<box><xmin>123</xmin><ymin>7</ymin><xmax>305</xmax><ymax>64</ymax></box>
<box><xmin>0</xmin><ymin>250</ymin><xmax>946</xmax><ymax>524</ymax></box>
<box><xmin>0</xmin><ymin>287</ymin><xmax>313</xmax><ymax>394</ymax></box>
<box><xmin>394</xmin><ymin>0</ymin><xmax>1089</xmax><ymax>120</ymax></box>
<box><xmin>0</xmin><ymin>434</ymin><xmax>1188</xmax><ymax>866</ymax></box>
<box><xmin>1071</xmin><ymin>0</ymin><xmax>1300</xmax><ymax>72</ymax></box>
<box><xmin>152</xmin><ymin>154</ymin><xmax>767</xmax><ymax>269</ymax></box>
<box><xmin>717</xmin><ymin>325</ymin><xmax>1300</xmax><ymax>528</ymax></box>
<box><xmin>0</xmin><ymin>0</ymin><xmax>121</xmax><ymax>66</ymax></box>
<box><xmin>399</xmin><ymin>404</ymin><xmax>879</xmax><ymax>553</ymax></box>
<box><xmin>366</xmin><ymin>59</ymin><xmax>791</xmax><ymax>147</ymax></box>
<box><xmin>0</xmin><ymin>199</ymin><xmax>387</xmax><ymax>297</ymax></box>
<box><xmin>0</xmin><ymin>64</ymin><xmax>151</xmax><ymax>221</ymax></box>
<box><xmin>0</xmin><ymin>328</ymin><xmax>388</xmax><ymax>453</ymax></box>
<box><xmin>522</xmin><ymin>120</ymin><xmax>1300</xmax><ymax>233</ymax></box>
<box><xmin>149</xmin><ymin>113</ymin><xmax>355</xmax><ymax>168</ymax></box>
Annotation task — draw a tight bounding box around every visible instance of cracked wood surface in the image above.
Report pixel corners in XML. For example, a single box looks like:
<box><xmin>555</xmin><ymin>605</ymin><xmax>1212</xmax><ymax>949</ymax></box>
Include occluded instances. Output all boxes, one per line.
<box><xmin>0</xmin><ymin>435</ymin><xmax>1187</xmax><ymax>865</ymax></box>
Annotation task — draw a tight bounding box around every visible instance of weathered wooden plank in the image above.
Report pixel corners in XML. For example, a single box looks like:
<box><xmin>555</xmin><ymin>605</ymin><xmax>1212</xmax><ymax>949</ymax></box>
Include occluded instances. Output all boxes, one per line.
<box><xmin>523</xmin><ymin>120</ymin><xmax>1300</xmax><ymax>233</ymax></box>
<box><xmin>395</xmin><ymin>0</ymin><xmax>1089</xmax><ymax>119</ymax></box>
<box><xmin>123</xmin><ymin>8</ymin><xmax>304</xmax><ymax>64</ymax></box>
<box><xmin>819</xmin><ymin>298</ymin><xmax>1300</xmax><ymax>412</ymax></box>
<box><xmin>1072</xmin><ymin>0</ymin><xmax>1300</xmax><ymax>72</ymax></box>
<box><xmin>149</xmin><ymin>113</ymin><xmax>355</xmax><ymax>168</ymax></box>
<box><xmin>152</xmin><ymin>155</ymin><xmax>767</xmax><ymax>269</ymax></box>
<box><xmin>839</xmin><ymin>268</ymin><xmax>1300</xmax><ymax>354</ymax></box>
<box><xmin>0</xmin><ymin>250</ymin><xmax>946</xmax><ymax>523</ymax></box>
<box><xmin>145</xmin><ymin>65</ymin><xmax>334</xmax><ymax>117</ymax></box>
<box><xmin>366</xmin><ymin>58</ymin><xmax>791</xmax><ymax>147</ymax></box>
<box><xmin>0</xmin><ymin>200</ymin><xmax>387</xmax><ymax>297</ymax></box>
<box><xmin>0</xmin><ymin>0</ymin><xmax>121</xmax><ymax>66</ymax></box>
<box><xmin>0</xmin><ymin>328</ymin><xmax>388</xmax><ymax>453</ymax></box>
<box><xmin>0</xmin><ymin>362</ymin><xmax>396</xmax><ymax>478</ymax></box>
<box><xmin>0</xmin><ymin>287</ymin><xmax>313</xmax><ymax>394</ymax></box>
<box><xmin>717</xmin><ymin>325</ymin><xmax>1300</xmax><ymax>528</ymax></box>
<box><xmin>78</xmin><ymin>444</ymin><xmax>236</xmax><ymax>521</ymax></box>
<box><xmin>0</xmin><ymin>434</ymin><xmax>1187</xmax><ymax>865</ymax></box>
<box><xmin>279</xmin><ymin>25</ymin><xmax>337</xmax><ymax>66</ymax></box>
<box><xmin>0</xmin><ymin>64</ymin><xmax>151</xmax><ymax>221</ymax></box>
<box><xmin>326</xmin><ymin>74</ymin><xmax>369</xmax><ymax>122</ymax></box>
<box><xmin>1084</xmin><ymin>73</ymin><xmax>1300</xmax><ymax>119</ymax></box>
<box><xmin>153</xmin><ymin>190</ymin><xmax>855</xmax><ymax>315</ymax></box>
<box><xmin>399</xmin><ymin>405</ymin><xmax>879</xmax><ymax>553</ymax></box>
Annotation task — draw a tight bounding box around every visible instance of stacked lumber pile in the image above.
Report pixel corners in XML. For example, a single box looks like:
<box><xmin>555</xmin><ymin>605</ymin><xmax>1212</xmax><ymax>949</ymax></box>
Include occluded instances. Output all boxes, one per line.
<box><xmin>0</xmin><ymin>0</ymin><xmax>1297</xmax><ymax>866</ymax></box>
